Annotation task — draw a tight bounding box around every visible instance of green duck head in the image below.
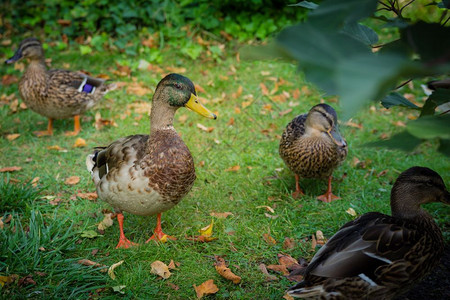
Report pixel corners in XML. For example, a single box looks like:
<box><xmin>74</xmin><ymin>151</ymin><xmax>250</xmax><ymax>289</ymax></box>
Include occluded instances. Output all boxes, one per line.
<box><xmin>5</xmin><ymin>38</ymin><xmax>44</xmax><ymax>64</ymax></box>
<box><xmin>154</xmin><ymin>73</ymin><xmax>216</xmax><ymax>119</ymax></box>
<box><xmin>306</xmin><ymin>103</ymin><xmax>346</xmax><ymax>147</ymax></box>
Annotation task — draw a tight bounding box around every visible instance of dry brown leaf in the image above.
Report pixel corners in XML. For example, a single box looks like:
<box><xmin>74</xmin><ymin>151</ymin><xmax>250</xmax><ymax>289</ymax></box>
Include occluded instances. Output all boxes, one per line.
<box><xmin>166</xmin><ymin>66</ymin><xmax>186</xmax><ymax>73</ymax></box>
<box><xmin>31</xmin><ymin>177</ymin><xmax>40</xmax><ymax>187</ymax></box>
<box><xmin>76</xmin><ymin>192</ymin><xmax>98</xmax><ymax>200</ymax></box>
<box><xmin>108</xmin><ymin>260</ymin><xmax>124</xmax><ymax>280</ymax></box>
<box><xmin>345</xmin><ymin>120</ymin><xmax>363</xmax><ymax>129</ymax></box>
<box><xmin>77</xmin><ymin>259</ymin><xmax>108</xmax><ymax>272</ymax></box>
<box><xmin>258</xmin><ymin>264</ymin><xmax>279</xmax><ymax>281</ymax></box>
<box><xmin>214</xmin><ymin>256</ymin><xmax>241</xmax><ymax>284</ymax></box>
<box><xmin>126</xmin><ymin>82</ymin><xmax>152</xmax><ymax>96</ymax></box>
<box><xmin>167</xmin><ymin>282</ymin><xmax>180</xmax><ymax>290</ymax></box>
<box><xmin>2</xmin><ymin>74</ymin><xmax>19</xmax><ymax>86</ymax></box>
<box><xmin>256</xmin><ymin>205</ymin><xmax>275</xmax><ymax>214</ymax></box>
<box><xmin>193</xmin><ymin>279</ymin><xmax>219</xmax><ymax>299</ymax></box>
<box><xmin>266</xmin><ymin>264</ymin><xmax>289</xmax><ymax>275</ymax></box>
<box><xmin>0</xmin><ymin>166</ymin><xmax>22</xmax><ymax>172</ymax></box>
<box><xmin>283</xmin><ymin>237</ymin><xmax>296</xmax><ymax>250</ymax></box>
<box><xmin>196</xmin><ymin>123</ymin><xmax>214</xmax><ymax>132</ymax></box>
<box><xmin>377</xmin><ymin>169</ymin><xmax>388</xmax><ymax>177</ymax></box>
<box><xmin>263</xmin><ymin>233</ymin><xmax>277</xmax><ymax>245</ymax></box>
<box><xmin>0</xmin><ymin>275</ymin><xmax>15</xmax><ymax>287</ymax></box>
<box><xmin>232</xmin><ymin>85</ymin><xmax>243</xmax><ymax>99</ymax></box>
<box><xmin>94</xmin><ymin>112</ymin><xmax>118</xmax><ymax>130</ymax></box>
<box><xmin>210</xmin><ymin>212</ymin><xmax>233</xmax><ymax>219</ymax></box>
<box><xmin>98</xmin><ymin>213</ymin><xmax>114</xmax><ymax>231</ymax></box>
<box><xmin>279</xmin><ymin>109</ymin><xmax>292</xmax><ymax>117</ymax></box>
<box><xmin>278</xmin><ymin>253</ymin><xmax>299</xmax><ymax>269</ymax></box>
<box><xmin>6</xmin><ymin>134</ymin><xmax>20</xmax><ymax>141</ymax></box>
<box><xmin>72</xmin><ymin>137</ymin><xmax>87</xmax><ymax>148</ymax></box>
<box><xmin>225</xmin><ymin>165</ymin><xmax>240</xmax><ymax>172</ymax></box>
<box><xmin>167</xmin><ymin>260</ymin><xmax>179</xmax><ymax>270</ymax></box>
<box><xmin>226</xmin><ymin>117</ymin><xmax>235</xmax><ymax>126</ymax></box>
<box><xmin>311</xmin><ymin>234</ymin><xmax>317</xmax><ymax>250</ymax></box>
<box><xmin>65</xmin><ymin>176</ymin><xmax>80</xmax><ymax>185</ymax></box>
<box><xmin>260</xmin><ymin>83</ymin><xmax>269</xmax><ymax>95</ymax></box>
<box><xmin>150</xmin><ymin>261</ymin><xmax>171</xmax><ymax>279</ymax></box>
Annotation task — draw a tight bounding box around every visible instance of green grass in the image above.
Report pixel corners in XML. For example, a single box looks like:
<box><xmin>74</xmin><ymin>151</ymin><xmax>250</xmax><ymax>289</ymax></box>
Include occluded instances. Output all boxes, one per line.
<box><xmin>0</xmin><ymin>44</ymin><xmax>449</xmax><ymax>299</ymax></box>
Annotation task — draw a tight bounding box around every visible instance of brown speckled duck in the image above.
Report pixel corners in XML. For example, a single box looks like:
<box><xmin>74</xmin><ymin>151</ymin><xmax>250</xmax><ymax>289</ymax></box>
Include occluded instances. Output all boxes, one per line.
<box><xmin>5</xmin><ymin>37</ymin><xmax>116</xmax><ymax>136</ymax></box>
<box><xmin>287</xmin><ymin>166</ymin><xmax>450</xmax><ymax>300</ymax></box>
<box><xmin>279</xmin><ymin>103</ymin><xmax>347</xmax><ymax>202</ymax></box>
<box><xmin>86</xmin><ymin>73</ymin><xmax>216</xmax><ymax>249</ymax></box>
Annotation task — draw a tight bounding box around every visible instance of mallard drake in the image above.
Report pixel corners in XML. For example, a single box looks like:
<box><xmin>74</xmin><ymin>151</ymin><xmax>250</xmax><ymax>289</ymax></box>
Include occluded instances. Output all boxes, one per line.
<box><xmin>279</xmin><ymin>103</ymin><xmax>347</xmax><ymax>202</ymax></box>
<box><xmin>86</xmin><ymin>73</ymin><xmax>216</xmax><ymax>249</ymax></box>
<box><xmin>5</xmin><ymin>37</ymin><xmax>116</xmax><ymax>136</ymax></box>
<box><xmin>287</xmin><ymin>166</ymin><xmax>450</xmax><ymax>299</ymax></box>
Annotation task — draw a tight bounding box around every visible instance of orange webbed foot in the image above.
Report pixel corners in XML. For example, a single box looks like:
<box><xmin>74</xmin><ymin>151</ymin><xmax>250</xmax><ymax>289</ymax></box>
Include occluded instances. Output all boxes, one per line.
<box><xmin>317</xmin><ymin>192</ymin><xmax>340</xmax><ymax>203</ymax></box>
<box><xmin>115</xmin><ymin>237</ymin><xmax>139</xmax><ymax>249</ymax></box>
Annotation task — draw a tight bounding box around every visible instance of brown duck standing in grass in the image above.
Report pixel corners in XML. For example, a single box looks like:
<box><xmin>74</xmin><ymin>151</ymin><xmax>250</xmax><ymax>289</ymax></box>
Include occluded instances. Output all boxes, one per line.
<box><xmin>279</xmin><ymin>103</ymin><xmax>347</xmax><ymax>202</ymax></box>
<box><xmin>86</xmin><ymin>73</ymin><xmax>216</xmax><ymax>249</ymax></box>
<box><xmin>5</xmin><ymin>37</ymin><xmax>116</xmax><ymax>136</ymax></box>
<box><xmin>287</xmin><ymin>166</ymin><xmax>450</xmax><ymax>299</ymax></box>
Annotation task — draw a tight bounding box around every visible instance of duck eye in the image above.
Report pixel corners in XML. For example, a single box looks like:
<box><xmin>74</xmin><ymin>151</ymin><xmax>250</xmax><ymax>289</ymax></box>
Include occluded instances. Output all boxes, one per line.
<box><xmin>174</xmin><ymin>83</ymin><xmax>182</xmax><ymax>90</ymax></box>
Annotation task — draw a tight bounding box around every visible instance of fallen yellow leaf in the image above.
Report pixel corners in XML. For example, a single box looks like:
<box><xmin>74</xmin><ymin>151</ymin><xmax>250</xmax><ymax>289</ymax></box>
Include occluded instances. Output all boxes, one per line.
<box><xmin>225</xmin><ymin>165</ymin><xmax>240</xmax><ymax>172</ymax></box>
<box><xmin>72</xmin><ymin>137</ymin><xmax>87</xmax><ymax>148</ymax></box>
<box><xmin>193</xmin><ymin>279</ymin><xmax>219</xmax><ymax>299</ymax></box>
<box><xmin>108</xmin><ymin>260</ymin><xmax>124</xmax><ymax>280</ymax></box>
<box><xmin>199</xmin><ymin>220</ymin><xmax>214</xmax><ymax>237</ymax></box>
<box><xmin>346</xmin><ymin>207</ymin><xmax>357</xmax><ymax>217</ymax></box>
<box><xmin>150</xmin><ymin>261</ymin><xmax>171</xmax><ymax>279</ymax></box>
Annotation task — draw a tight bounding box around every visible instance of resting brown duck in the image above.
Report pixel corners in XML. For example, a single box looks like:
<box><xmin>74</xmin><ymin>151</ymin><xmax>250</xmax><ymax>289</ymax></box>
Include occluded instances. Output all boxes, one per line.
<box><xmin>5</xmin><ymin>37</ymin><xmax>116</xmax><ymax>136</ymax></box>
<box><xmin>279</xmin><ymin>103</ymin><xmax>347</xmax><ymax>202</ymax></box>
<box><xmin>86</xmin><ymin>73</ymin><xmax>216</xmax><ymax>249</ymax></box>
<box><xmin>287</xmin><ymin>166</ymin><xmax>450</xmax><ymax>299</ymax></box>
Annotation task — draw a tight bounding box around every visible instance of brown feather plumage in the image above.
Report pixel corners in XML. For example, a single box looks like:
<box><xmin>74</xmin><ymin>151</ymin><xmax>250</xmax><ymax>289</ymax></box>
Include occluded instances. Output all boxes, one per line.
<box><xmin>288</xmin><ymin>166</ymin><xmax>450</xmax><ymax>299</ymax></box>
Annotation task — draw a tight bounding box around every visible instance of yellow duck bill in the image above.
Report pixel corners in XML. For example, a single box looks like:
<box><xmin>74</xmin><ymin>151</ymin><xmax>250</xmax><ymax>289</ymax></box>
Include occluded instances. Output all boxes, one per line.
<box><xmin>185</xmin><ymin>93</ymin><xmax>217</xmax><ymax>119</ymax></box>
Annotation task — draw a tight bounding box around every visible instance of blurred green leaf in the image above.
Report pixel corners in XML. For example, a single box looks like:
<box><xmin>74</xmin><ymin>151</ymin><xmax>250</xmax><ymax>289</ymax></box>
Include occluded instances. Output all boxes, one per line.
<box><xmin>407</xmin><ymin>114</ymin><xmax>450</xmax><ymax>139</ymax></box>
<box><xmin>420</xmin><ymin>88</ymin><xmax>450</xmax><ymax>116</ymax></box>
<box><xmin>289</xmin><ymin>1</ymin><xmax>319</xmax><ymax>9</ymax></box>
<box><xmin>365</xmin><ymin>131</ymin><xmax>422</xmax><ymax>152</ymax></box>
<box><xmin>80</xmin><ymin>230</ymin><xmax>99</xmax><ymax>238</ymax></box>
<box><xmin>341</xmin><ymin>22</ymin><xmax>378</xmax><ymax>46</ymax></box>
<box><xmin>381</xmin><ymin>92</ymin><xmax>419</xmax><ymax>109</ymax></box>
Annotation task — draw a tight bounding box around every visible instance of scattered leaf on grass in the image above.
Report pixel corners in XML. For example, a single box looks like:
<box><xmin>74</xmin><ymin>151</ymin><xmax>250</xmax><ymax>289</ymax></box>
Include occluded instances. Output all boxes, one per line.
<box><xmin>263</xmin><ymin>233</ymin><xmax>277</xmax><ymax>245</ymax></box>
<box><xmin>266</xmin><ymin>264</ymin><xmax>289</xmax><ymax>275</ymax></box>
<box><xmin>112</xmin><ymin>285</ymin><xmax>126</xmax><ymax>294</ymax></box>
<box><xmin>72</xmin><ymin>137</ymin><xmax>87</xmax><ymax>148</ymax></box>
<box><xmin>167</xmin><ymin>282</ymin><xmax>180</xmax><ymax>290</ymax></box>
<box><xmin>0</xmin><ymin>166</ymin><xmax>22</xmax><ymax>172</ymax></box>
<box><xmin>2</xmin><ymin>74</ymin><xmax>18</xmax><ymax>86</ymax></box>
<box><xmin>6</xmin><ymin>134</ymin><xmax>20</xmax><ymax>141</ymax></box>
<box><xmin>81</xmin><ymin>230</ymin><xmax>100</xmax><ymax>238</ymax></box>
<box><xmin>167</xmin><ymin>260</ymin><xmax>179</xmax><ymax>270</ymax></box>
<box><xmin>98</xmin><ymin>213</ymin><xmax>114</xmax><ymax>231</ymax></box>
<box><xmin>77</xmin><ymin>259</ymin><xmax>108</xmax><ymax>272</ymax></box>
<box><xmin>95</xmin><ymin>112</ymin><xmax>118</xmax><ymax>130</ymax></box>
<box><xmin>199</xmin><ymin>219</ymin><xmax>214</xmax><ymax>237</ymax></box>
<box><xmin>258</xmin><ymin>264</ymin><xmax>279</xmax><ymax>281</ymax></box>
<box><xmin>315</xmin><ymin>230</ymin><xmax>327</xmax><ymax>246</ymax></box>
<box><xmin>257</xmin><ymin>205</ymin><xmax>275</xmax><ymax>213</ymax></box>
<box><xmin>0</xmin><ymin>275</ymin><xmax>14</xmax><ymax>287</ymax></box>
<box><xmin>150</xmin><ymin>261</ymin><xmax>171</xmax><ymax>279</ymax></box>
<box><xmin>346</xmin><ymin>207</ymin><xmax>357</xmax><ymax>217</ymax></box>
<box><xmin>225</xmin><ymin>165</ymin><xmax>240</xmax><ymax>172</ymax></box>
<box><xmin>260</xmin><ymin>83</ymin><xmax>269</xmax><ymax>96</ymax></box>
<box><xmin>283</xmin><ymin>237</ymin><xmax>296</xmax><ymax>250</ymax></box>
<box><xmin>108</xmin><ymin>260</ymin><xmax>124</xmax><ymax>280</ymax></box>
<box><xmin>210</xmin><ymin>211</ymin><xmax>233</xmax><ymax>218</ymax></box>
<box><xmin>47</xmin><ymin>145</ymin><xmax>67</xmax><ymax>152</ymax></box>
<box><xmin>193</xmin><ymin>279</ymin><xmax>219</xmax><ymax>299</ymax></box>
<box><xmin>214</xmin><ymin>256</ymin><xmax>241</xmax><ymax>284</ymax></box>
<box><xmin>65</xmin><ymin>176</ymin><xmax>80</xmax><ymax>185</ymax></box>
<box><xmin>77</xmin><ymin>192</ymin><xmax>98</xmax><ymax>200</ymax></box>
<box><xmin>197</xmin><ymin>123</ymin><xmax>214</xmax><ymax>132</ymax></box>
<box><xmin>126</xmin><ymin>82</ymin><xmax>152</xmax><ymax>96</ymax></box>
<box><xmin>18</xmin><ymin>275</ymin><xmax>36</xmax><ymax>287</ymax></box>
<box><xmin>278</xmin><ymin>253</ymin><xmax>299</xmax><ymax>269</ymax></box>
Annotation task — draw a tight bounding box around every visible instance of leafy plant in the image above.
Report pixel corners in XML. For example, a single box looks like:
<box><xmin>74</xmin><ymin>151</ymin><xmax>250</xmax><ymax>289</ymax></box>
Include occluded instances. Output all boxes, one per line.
<box><xmin>246</xmin><ymin>0</ymin><xmax>450</xmax><ymax>155</ymax></box>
